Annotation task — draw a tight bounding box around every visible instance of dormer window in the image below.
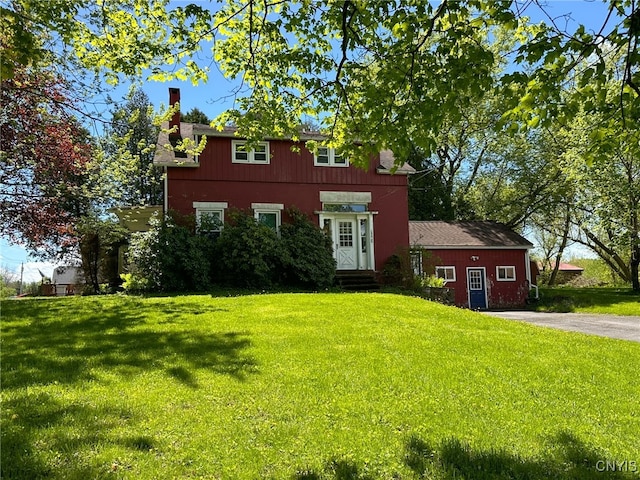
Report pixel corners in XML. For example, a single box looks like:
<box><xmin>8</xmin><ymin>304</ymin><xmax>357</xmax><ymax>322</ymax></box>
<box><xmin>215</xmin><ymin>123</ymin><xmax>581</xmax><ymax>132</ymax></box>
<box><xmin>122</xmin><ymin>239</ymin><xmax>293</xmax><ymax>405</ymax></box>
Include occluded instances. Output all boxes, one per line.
<box><xmin>314</xmin><ymin>147</ymin><xmax>348</xmax><ymax>167</ymax></box>
<box><xmin>232</xmin><ymin>140</ymin><xmax>270</xmax><ymax>164</ymax></box>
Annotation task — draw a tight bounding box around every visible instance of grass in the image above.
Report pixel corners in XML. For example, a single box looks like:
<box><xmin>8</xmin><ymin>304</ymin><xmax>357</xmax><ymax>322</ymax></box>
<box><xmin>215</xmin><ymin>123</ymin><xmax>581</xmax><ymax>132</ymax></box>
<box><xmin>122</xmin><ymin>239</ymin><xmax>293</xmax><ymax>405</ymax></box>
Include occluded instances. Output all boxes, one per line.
<box><xmin>534</xmin><ymin>287</ymin><xmax>640</xmax><ymax>316</ymax></box>
<box><xmin>2</xmin><ymin>293</ymin><xmax>639</xmax><ymax>479</ymax></box>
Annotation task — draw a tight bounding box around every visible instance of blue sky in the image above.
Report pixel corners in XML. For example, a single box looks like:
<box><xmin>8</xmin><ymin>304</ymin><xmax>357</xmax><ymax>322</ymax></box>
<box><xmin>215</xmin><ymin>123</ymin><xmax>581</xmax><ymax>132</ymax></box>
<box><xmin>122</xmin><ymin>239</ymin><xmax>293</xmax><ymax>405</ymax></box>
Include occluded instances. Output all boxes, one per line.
<box><xmin>1</xmin><ymin>1</ymin><xmax>612</xmax><ymax>281</ymax></box>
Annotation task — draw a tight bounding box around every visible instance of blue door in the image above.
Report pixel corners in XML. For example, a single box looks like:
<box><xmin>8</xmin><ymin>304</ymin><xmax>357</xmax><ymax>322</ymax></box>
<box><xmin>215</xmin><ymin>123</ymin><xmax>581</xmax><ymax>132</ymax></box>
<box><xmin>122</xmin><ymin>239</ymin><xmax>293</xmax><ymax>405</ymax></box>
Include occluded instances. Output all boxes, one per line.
<box><xmin>468</xmin><ymin>268</ymin><xmax>487</xmax><ymax>309</ymax></box>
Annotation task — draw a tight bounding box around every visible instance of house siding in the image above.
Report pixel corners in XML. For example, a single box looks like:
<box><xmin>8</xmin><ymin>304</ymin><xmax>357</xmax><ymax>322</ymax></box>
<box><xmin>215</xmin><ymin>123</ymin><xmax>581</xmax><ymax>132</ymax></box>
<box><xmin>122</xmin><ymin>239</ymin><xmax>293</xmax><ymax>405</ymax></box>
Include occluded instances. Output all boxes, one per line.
<box><xmin>166</xmin><ymin>137</ymin><xmax>410</xmax><ymax>271</ymax></box>
<box><xmin>170</xmin><ymin>137</ymin><xmax>407</xmax><ymax>186</ymax></box>
<box><xmin>426</xmin><ymin>248</ymin><xmax>530</xmax><ymax>308</ymax></box>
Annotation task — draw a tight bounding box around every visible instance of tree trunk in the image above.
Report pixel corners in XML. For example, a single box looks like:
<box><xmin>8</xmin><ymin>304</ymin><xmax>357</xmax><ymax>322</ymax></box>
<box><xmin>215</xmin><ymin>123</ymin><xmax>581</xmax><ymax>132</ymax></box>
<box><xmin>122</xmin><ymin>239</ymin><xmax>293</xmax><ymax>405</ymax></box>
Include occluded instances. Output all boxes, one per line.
<box><xmin>631</xmin><ymin>244</ymin><xmax>639</xmax><ymax>291</ymax></box>
<box><xmin>81</xmin><ymin>233</ymin><xmax>101</xmax><ymax>294</ymax></box>
<box><xmin>578</xmin><ymin>228</ymin><xmax>631</xmax><ymax>283</ymax></box>
<box><xmin>629</xmin><ymin>174</ymin><xmax>640</xmax><ymax>291</ymax></box>
<box><xmin>548</xmin><ymin>207</ymin><xmax>571</xmax><ymax>286</ymax></box>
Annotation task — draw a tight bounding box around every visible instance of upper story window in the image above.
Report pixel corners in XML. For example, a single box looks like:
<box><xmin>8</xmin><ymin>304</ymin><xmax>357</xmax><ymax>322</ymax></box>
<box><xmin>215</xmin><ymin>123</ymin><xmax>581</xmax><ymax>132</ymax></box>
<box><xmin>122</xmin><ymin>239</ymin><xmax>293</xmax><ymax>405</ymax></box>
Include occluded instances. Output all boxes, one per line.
<box><xmin>497</xmin><ymin>266</ymin><xmax>516</xmax><ymax>281</ymax></box>
<box><xmin>232</xmin><ymin>140</ymin><xmax>270</xmax><ymax>164</ymax></box>
<box><xmin>314</xmin><ymin>147</ymin><xmax>348</xmax><ymax>167</ymax></box>
<box><xmin>435</xmin><ymin>266</ymin><xmax>456</xmax><ymax>282</ymax></box>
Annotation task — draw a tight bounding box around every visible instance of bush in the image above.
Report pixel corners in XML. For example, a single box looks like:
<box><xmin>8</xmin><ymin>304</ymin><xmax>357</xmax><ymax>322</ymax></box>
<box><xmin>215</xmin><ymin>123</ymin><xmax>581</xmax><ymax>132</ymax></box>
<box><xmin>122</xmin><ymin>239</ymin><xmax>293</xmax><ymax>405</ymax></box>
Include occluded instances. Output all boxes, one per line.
<box><xmin>381</xmin><ymin>247</ymin><xmax>420</xmax><ymax>290</ymax></box>
<box><xmin>126</xmin><ymin>224</ymin><xmax>161</xmax><ymax>292</ymax></box>
<box><xmin>279</xmin><ymin>208</ymin><xmax>335</xmax><ymax>289</ymax></box>
<box><xmin>156</xmin><ymin>214</ymin><xmax>215</xmax><ymax>292</ymax></box>
<box><xmin>120</xmin><ymin>272</ymin><xmax>152</xmax><ymax>294</ymax></box>
<box><xmin>123</xmin><ymin>208</ymin><xmax>338</xmax><ymax>292</ymax></box>
<box><xmin>125</xmin><ymin>211</ymin><xmax>215</xmax><ymax>292</ymax></box>
<box><xmin>420</xmin><ymin>275</ymin><xmax>446</xmax><ymax>288</ymax></box>
<box><xmin>213</xmin><ymin>210</ymin><xmax>282</xmax><ymax>288</ymax></box>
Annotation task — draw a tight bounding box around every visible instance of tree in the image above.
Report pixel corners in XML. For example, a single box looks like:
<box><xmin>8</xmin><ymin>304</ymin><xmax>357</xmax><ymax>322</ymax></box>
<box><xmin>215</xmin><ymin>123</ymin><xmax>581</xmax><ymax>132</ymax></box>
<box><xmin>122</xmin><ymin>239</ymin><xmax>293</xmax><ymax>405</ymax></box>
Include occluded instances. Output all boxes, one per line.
<box><xmin>0</xmin><ymin>63</ymin><xmax>95</xmax><ymax>258</ymax></box>
<box><xmin>76</xmin><ymin>215</ymin><xmax>128</xmax><ymax>294</ymax></box>
<box><xmin>570</xmin><ymin>122</ymin><xmax>640</xmax><ymax>290</ymax></box>
<box><xmin>182</xmin><ymin>107</ymin><xmax>210</xmax><ymax>125</ymax></box>
<box><xmin>407</xmin><ymin>86</ymin><xmax>507</xmax><ymax>222</ymax></box>
<box><xmin>3</xmin><ymin>0</ymin><xmax>638</xmax><ymax>289</ymax></box>
<box><xmin>101</xmin><ymin>87</ymin><xmax>162</xmax><ymax>207</ymax></box>
<box><xmin>0</xmin><ymin>265</ymin><xmax>19</xmax><ymax>298</ymax></box>
<box><xmin>2</xmin><ymin>1</ymin><xmax>637</xmax><ymax>166</ymax></box>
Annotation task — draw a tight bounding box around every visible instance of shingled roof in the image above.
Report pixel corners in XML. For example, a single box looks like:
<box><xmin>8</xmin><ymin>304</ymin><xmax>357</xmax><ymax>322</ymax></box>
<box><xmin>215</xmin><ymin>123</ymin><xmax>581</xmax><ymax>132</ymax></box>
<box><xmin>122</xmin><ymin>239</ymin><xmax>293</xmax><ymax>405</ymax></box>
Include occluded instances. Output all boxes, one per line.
<box><xmin>409</xmin><ymin>221</ymin><xmax>533</xmax><ymax>249</ymax></box>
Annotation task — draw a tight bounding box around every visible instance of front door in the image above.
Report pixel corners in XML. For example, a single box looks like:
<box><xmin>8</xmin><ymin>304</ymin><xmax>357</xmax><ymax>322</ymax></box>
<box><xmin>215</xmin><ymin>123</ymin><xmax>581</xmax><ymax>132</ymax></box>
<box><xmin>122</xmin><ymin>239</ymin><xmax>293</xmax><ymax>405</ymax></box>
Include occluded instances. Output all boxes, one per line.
<box><xmin>467</xmin><ymin>268</ymin><xmax>487</xmax><ymax>309</ymax></box>
<box><xmin>336</xmin><ymin>219</ymin><xmax>358</xmax><ymax>269</ymax></box>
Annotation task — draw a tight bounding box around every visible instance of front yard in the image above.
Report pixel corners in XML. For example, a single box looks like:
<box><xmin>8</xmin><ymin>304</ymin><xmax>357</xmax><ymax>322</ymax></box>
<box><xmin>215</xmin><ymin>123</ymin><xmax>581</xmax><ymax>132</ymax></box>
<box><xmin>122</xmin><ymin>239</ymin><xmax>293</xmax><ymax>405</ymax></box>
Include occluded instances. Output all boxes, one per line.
<box><xmin>2</xmin><ymin>293</ymin><xmax>639</xmax><ymax>479</ymax></box>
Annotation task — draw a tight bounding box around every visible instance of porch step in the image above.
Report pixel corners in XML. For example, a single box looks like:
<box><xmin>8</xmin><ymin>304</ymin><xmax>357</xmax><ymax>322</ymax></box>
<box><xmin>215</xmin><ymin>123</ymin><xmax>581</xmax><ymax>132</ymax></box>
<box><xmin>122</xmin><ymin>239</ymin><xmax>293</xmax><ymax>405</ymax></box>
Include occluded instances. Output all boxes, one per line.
<box><xmin>335</xmin><ymin>270</ymin><xmax>380</xmax><ymax>291</ymax></box>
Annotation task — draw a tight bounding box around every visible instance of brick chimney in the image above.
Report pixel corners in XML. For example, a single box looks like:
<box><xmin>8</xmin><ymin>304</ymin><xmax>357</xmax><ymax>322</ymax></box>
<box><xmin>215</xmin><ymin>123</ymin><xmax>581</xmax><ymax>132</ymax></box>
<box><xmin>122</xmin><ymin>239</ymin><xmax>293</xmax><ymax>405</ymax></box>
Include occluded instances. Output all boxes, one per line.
<box><xmin>168</xmin><ymin>88</ymin><xmax>187</xmax><ymax>158</ymax></box>
<box><xmin>169</xmin><ymin>87</ymin><xmax>181</xmax><ymax>135</ymax></box>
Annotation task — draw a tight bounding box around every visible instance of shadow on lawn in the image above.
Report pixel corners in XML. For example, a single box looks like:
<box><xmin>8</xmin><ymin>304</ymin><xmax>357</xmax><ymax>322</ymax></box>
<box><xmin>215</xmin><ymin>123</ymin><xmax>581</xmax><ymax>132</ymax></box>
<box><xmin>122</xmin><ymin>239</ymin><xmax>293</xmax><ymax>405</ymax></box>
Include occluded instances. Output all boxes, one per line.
<box><xmin>293</xmin><ymin>433</ymin><xmax>636</xmax><ymax>480</ymax></box>
<box><xmin>1</xmin><ymin>297</ymin><xmax>257</xmax><ymax>479</ymax></box>
<box><xmin>1</xmin><ymin>297</ymin><xmax>257</xmax><ymax>389</ymax></box>
<box><xmin>404</xmin><ymin>434</ymin><xmax>636</xmax><ymax>480</ymax></box>
<box><xmin>2</xmin><ymin>390</ymin><xmax>161</xmax><ymax>479</ymax></box>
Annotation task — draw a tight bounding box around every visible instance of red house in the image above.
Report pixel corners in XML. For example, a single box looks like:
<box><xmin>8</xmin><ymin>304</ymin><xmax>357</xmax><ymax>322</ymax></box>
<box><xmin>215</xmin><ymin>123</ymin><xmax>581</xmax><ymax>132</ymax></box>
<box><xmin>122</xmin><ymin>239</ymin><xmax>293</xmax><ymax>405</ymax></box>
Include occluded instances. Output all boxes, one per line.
<box><xmin>409</xmin><ymin>221</ymin><xmax>537</xmax><ymax>309</ymax></box>
<box><xmin>154</xmin><ymin>88</ymin><xmax>414</xmax><ymax>276</ymax></box>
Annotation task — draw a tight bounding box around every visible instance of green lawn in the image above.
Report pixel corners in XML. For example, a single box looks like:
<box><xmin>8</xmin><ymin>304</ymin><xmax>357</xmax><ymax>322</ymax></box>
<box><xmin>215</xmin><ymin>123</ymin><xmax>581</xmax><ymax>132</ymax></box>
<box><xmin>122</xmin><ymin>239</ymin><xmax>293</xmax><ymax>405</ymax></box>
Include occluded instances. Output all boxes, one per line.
<box><xmin>2</xmin><ymin>293</ymin><xmax>639</xmax><ymax>479</ymax></box>
<box><xmin>534</xmin><ymin>287</ymin><xmax>640</xmax><ymax>316</ymax></box>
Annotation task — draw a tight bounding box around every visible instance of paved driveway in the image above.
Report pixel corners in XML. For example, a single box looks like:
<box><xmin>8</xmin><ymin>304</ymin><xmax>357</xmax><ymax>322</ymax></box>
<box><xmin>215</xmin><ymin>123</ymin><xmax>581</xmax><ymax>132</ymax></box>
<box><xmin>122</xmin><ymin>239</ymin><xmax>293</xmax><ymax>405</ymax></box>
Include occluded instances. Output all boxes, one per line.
<box><xmin>481</xmin><ymin>310</ymin><xmax>640</xmax><ymax>343</ymax></box>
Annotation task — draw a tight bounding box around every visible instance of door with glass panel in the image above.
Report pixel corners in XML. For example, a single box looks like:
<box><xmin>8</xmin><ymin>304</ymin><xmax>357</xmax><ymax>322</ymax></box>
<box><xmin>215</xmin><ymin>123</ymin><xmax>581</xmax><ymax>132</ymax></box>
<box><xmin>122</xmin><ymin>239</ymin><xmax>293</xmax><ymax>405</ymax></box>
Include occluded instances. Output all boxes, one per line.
<box><xmin>336</xmin><ymin>219</ymin><xmax>358</xmax><ymax>269</ymax></box>
<box><xmin>467</xmin><ymin>268</ymin><xmax>487</xmax><ymax>309</ymax></box>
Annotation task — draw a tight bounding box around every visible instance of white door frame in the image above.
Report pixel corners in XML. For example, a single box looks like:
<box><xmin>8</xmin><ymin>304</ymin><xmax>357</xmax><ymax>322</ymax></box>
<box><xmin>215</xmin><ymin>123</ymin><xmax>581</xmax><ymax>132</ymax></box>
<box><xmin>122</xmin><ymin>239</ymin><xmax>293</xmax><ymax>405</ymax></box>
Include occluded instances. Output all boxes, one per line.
<box><xmin>319</xmin><ymin>212</ymin><xmax>375</xmax><ymax>270</ymax></box>
<box><xmin>466</xmin><ymin>266</ymin><xmax>488</xmax><ymax>309</ymax></box>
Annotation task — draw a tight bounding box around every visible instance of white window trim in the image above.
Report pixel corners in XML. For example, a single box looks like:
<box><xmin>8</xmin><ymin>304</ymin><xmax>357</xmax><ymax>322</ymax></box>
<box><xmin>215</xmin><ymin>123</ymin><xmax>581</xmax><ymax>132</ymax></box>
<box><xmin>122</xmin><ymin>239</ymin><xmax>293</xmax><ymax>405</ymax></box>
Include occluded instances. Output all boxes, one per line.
<box><xmin>319</xmin><ymin>191</ymin><xmax>371</xmax><ymax>204</ymax></box>
<box><xmin>314</xmin><ymin>147</ymin><xmax>348</xmax><ymax>167</ymax></box>
<box><xmin>193</xmin><ymin>201</ymin><xmax>228</xmax><ymax>233</ymax></box>
<box><xmin>252</xmin><ymin>203</ymin><xmax>284</xmax><ymax>234</ymax></box>
<box><xmin>411</xmin><ymin>250</ymin><xmax>423</xmax><ymax>276</ymax></box>
<box><xmin>497</xmin><ymin>265</ymin><xmax>516</xmax><ymax>281</ymax></box>
<box><xmin>194</xmin><ymin>134</ymin><xmax>204</xmax><ymax>163</ymax></box>
<box><xmin>435</xmin><ymin>266</ymin><xmax>456</xmax><ymax>282</ymax></box>
<box><xmin>232</xmin><ymin>140</ymin><xmax>270</xmax><ymax>164</ymax></box>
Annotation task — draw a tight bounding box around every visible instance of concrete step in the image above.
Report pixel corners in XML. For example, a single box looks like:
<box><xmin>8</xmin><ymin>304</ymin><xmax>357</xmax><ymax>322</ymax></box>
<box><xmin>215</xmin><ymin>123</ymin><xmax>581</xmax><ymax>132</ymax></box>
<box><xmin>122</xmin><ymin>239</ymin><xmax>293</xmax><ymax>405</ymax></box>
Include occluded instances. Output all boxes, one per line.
<box><xmin>335</xmin><ymin>270</ymin><xmax>380</xmax><ymax>291</ymax></box>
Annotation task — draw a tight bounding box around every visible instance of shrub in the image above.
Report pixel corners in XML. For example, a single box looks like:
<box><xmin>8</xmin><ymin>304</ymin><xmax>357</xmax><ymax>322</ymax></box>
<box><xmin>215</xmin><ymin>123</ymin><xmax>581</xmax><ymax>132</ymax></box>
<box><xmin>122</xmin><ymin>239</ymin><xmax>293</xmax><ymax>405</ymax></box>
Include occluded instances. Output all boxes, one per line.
<box><xmin>120</xmin><ymin>272</ymin><xmax>152</xmax><ymax>294</ymax></box>
<box><xmin>213</xmin><ymin>209</ymin><xmax>282</xmax><ymax>288</ymax></box>
<box><xmin>125</xmin><ymin>211</ymin><xmax>215</xmax><ymax>292</ymax></box>
<box><xmin>125</xmin><ymin>213</ymin><xmax>164</xmax><ymax>292</ymax></box>
<box><xmin>381</xmin><ymin>247</ymin><xmax>421</xmax><ymax>290</ymax></box>
<box><xmin>279</xmin><ymin>208</ymin><xmax>335</xmax><ymax>289</ymax></box>
<box><xmin>420</xmin><ymin>275</ymin><xmax>446</xmax><ymax>288</ymax></box>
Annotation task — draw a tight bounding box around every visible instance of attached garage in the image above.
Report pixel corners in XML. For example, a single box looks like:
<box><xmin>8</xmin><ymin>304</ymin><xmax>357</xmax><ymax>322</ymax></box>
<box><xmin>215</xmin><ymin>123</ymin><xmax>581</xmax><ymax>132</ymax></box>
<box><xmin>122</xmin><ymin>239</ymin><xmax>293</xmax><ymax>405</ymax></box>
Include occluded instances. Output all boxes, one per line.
<box><xmin>410</xmin><ymin>221</ymin><xmax>537</xmax><ymax>309</ymax></box>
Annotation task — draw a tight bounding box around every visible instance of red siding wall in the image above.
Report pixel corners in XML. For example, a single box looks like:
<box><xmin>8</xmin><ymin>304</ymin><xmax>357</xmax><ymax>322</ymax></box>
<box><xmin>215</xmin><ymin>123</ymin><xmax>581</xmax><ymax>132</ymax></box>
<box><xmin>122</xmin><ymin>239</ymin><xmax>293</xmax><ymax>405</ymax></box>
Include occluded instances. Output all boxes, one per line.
<box><xmin>166</xmin><ymin>137</ymin><xmax>410</xmax><ymax>271</ymax></box>
<box><xmin>427</xmin><ymin>248</ymin><xmax>531</xmax><ymax>308</ymax></box>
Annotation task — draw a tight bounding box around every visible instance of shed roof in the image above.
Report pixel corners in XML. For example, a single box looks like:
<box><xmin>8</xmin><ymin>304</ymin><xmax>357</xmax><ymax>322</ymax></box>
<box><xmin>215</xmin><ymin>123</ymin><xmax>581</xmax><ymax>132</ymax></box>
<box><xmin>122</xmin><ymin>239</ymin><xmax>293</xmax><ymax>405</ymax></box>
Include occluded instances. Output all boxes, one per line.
<box><xmin>409</xmin><ymin>221</ymin><xmax>533</xmax><ymax>249</ymax></box>
<box><xmin>539</xmin><ymin>261</ymin><xmax>584</xmax><ymax>272</ymax></box>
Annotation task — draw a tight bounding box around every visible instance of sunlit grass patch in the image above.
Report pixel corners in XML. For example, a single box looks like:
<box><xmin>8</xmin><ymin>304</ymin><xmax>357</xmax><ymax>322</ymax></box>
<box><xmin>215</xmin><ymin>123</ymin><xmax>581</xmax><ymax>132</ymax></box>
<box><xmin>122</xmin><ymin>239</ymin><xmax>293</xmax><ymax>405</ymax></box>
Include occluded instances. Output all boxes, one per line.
<box><xmin>536</xmin><ymin>287</ymin><xmax>640</xmax><ymax>315</ymax></box>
